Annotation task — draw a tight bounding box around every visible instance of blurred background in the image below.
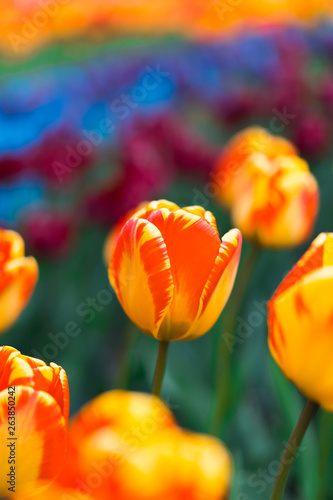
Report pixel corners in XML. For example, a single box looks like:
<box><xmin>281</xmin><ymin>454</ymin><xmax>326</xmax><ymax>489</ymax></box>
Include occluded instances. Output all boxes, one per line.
<box><xmin>2</xmin><ymin>1</ymin><xmax>333</xmax><ymax>498</ymax></box>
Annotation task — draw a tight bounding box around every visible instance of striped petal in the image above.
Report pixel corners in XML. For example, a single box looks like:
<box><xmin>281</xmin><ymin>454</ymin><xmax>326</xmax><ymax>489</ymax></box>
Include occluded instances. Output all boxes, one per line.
<box><xmin>104</xmin><ymin>200</ymin><xmax>180</xmax><ymax>265</ymax></box>
<box><xmin>270</xmin><ymin>232</ymin><xmax>333</xmax><ymax>303</ymax></box>
<box><xmin>32</xmin><ymin>364</ymin><xmax>70</xmax><ymax>422</ymax></box>
<box><xmin>0</xmin><ymin>257</ymin><xmax>39</xmax><ymax>333</ymax></box>
<box><xmin>109</xmin><ymin>218</ymin><xmax>174</xmax><ymax>337</ymax></box>
<box><xmin>148</xmin><ymin>209</ymin><xmax>221</xmax><ymax>340</ymax></box>
<box><xmin>258</xmin><ymin>168</ymin><xmax>319</xmax><ymax>248</ymax></box>
<box><xmin>185</xmin><ymin>229</ymin><xmax>242</xmax><ymax>340</ymax></box>
<box><xmin>182</xmin><ymin>206</ymin><xmax>219</xmax><ymax>235</ymax></box>
<box><xmin>268</xmin><ymin>266</ymin><xmax>333</xmax><ymax>410</ymax></box>
<box><xmin>0</xmin><ymin>347</ymin><xmax>34</xmax><ymax>390</ymax></box>
<box><xmin>0</xmin><ymin>386</ymin><xmax>67</xmax><ymax>497</ymax></box>
<box><xmin>0</xmin><ymin>229</ymin><xmax>25</xmax><ymax>268</ymax></box>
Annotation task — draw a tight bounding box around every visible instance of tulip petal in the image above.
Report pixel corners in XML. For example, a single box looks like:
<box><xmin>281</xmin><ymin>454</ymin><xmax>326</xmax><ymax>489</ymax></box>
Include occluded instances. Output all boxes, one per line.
<box><xmin>0</xmin><ymin>386</ymin><xmax>66</xmax><ymax>497</ymax></box>
<box><xmin>182</xmin><ymin>206</ymin><xmax>219</xmax><ymax>235</ymax></box>
<box><xmin>32</xmin><ymin>364</ymin><xmax>70</xmax><ymax>422</ymax></box>
<box><xmin>148</xmin><ymin>209</ymin><xmax>221</xmax><ymax>340</ymax></box>
<box><xmin>184</xmin><ymin>229</ymin><xmax>242</xmax><ymax>340</ymax></box>
<box><xmin>0</xmin><ymin>229</ymin><xmax>25</xmax><ymax>267</ymax></box>
<box><xmin>257</xmin><ymin>169</ymin><xmax>319</xmax><ymax>248</ymax></box>
<box><xmin>271</xmin><ymin>232</ymin><xmax>333</xmax><ymax>302</ymax></box>
<box><xmin>0</xmin><ymin>257</ymin><xmax>39</xmax><ymax>333</ymax></box>
<box><xmin>0</xmin><ymin>347</ymin><xmax>34</xmax><ymax>390</ymax></box>
<box><xmin>110</xmin><ymin>218</ymin><xmax>174</xmax><ymax>337</ymax></box>
<box><xmin>268</xmin><ymin>266</ymin><xmax>333</xmax><ymax>410</ymax></box>
<box><xmin>104</xmin><ymin>200</ymin><xmax>180</xmax><ymax>265</ymax></box>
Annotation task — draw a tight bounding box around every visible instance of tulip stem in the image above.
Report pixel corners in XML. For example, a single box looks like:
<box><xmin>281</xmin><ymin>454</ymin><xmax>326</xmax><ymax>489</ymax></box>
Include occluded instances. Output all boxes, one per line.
<box><xmin>153</xmin><ymin>341</ymin><xmax>169</xmax><ymax>397</ymax></box>
<box><xmin>210</xmin><ymin>243</ymin><xmax>260</xmax><ymax>436</ymax></box>
<box><xmin>270</xmin><ymin>400</ymin><xmax>319</xmax><ymax>500</ymax></box>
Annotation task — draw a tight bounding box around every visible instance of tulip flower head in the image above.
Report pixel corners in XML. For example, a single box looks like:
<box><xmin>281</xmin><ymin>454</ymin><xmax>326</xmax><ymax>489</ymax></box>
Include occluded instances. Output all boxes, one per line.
<box><xmin>107</xmin><ymin>200</ymin><xmax>242</xmax><ymax>341</ymax></box>
<box><xmin>214</xmin><ymin>127</ymin><xmax>319</xmax><ymax>248</ymax></box>
<box><xmin>0</xmin><ymin>347</ymin><xmax>69</xmax><ymax>497</ymax></box>
<box><xmin>57</xmin><ymin>390</ymin><xmax>233</xmax><ymax>500</ymax></box>
<box><xmin>0</xmin><ymin>229</ymin><xmax>39</xmax><ymax>333</ymax></box>
<box><xmin>214</xmin><ymin>127</ymin><xmax>297</xmax><ymax>207</ymax></box>
<box><xmin>268</xmin><ymin>233</ymin><xmax>333</xmax><ymax>410</ymax></box>
<box><xmin>230</xmin><ymin>153</ymin><xmax>319</xmax><ymax>248</ymax></box>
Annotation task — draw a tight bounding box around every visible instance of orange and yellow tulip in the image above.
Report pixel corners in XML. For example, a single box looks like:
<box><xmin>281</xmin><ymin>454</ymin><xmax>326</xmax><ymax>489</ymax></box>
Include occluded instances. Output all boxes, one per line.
<box><xmin>268</xmin><ymin>233</ymin><xmax>333</xmax><ymax>410</ymax></box>
<box><xmin>230</xmin><ymin>153</ymin><xmax>319</xmax><ymax>248</ymax></box>
<box><xmin>0</xmin><ymin>229</ymin><xmax>38</xmax><ymax>333</ymax></box>
<box><xmin>0</xmin><ymin>346</ymin><xmax>69</xmax><ymax>497</ymax></box>
<box><xmin>57</xmin><ymin>390</ymin><xmax>233</xmax><ymax>500</ymax></box>
<box><xmin>214</xmin><ymin>127</ymin><xmax>297</xmax><ymax>207</ymax></box>
<box><xmin>107</xmin><ymin>200</ymin><xmax>242</xmax><ymax>341</ymax></box>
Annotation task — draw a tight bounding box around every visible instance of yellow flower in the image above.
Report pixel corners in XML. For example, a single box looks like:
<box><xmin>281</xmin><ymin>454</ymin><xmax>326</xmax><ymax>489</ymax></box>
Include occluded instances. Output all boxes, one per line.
<box><xmin>107</xmin><ymin>200</ymin><xmax>242</xmax><ymax>341</ymax></box>
<box><xmin>268</xmin><ymin>233</ymin><xmax>333</xmax><ymax>410</ymax></box>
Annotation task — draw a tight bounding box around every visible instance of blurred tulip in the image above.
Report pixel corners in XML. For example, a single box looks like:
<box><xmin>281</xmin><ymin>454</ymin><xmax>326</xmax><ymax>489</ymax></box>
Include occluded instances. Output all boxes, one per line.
<box><xmin>268</xmin><ymin>233</ymin><xmax>333</xmax><ymax>410</ymax></box>
<box><xmin>215</xmin><ymin>88</ymin><xmax>257</xmax><ymax>125</ymax></box>
<box><xmin>0</xmin><ymin>157</ymin><xmax>24</xmax><ymax>182</ymax></box>
<box><xmin>108</xmin><ymin>200</ymin><xmax>242</xmax><ymax>341</ymax></box>
<box><xmin>57</xmin><ymin>390</ymin><xmax>232</xmax><ymax>500</ymax></box>
<box><xmin>29</xmin><ymin>129</ymin><xmax>94</xmax><ymax>186</ymax></box>
<box><xmin>130</xmin><ymin>112</ymin><xmax>219</xmax><ymax>179</ymax></box>
<box><xmin>292</xmin><ymin>113</ymin><xmax>331</xmax><ymax>158</ymax></box>
<box><xmin>214</xmin><ymin>127</ymin><xmax>297</xmax><ymax>207</ymax></box>
<box><xmin>20</xmin><ymin>209</ymin><xmax>76</xmax><ymax>259</ymax></box>
<box><xmin>0</xmin><ymin>346</ymin><xmax>69</xmax><ymax>497</ymax></box>
<box><xmin>86</xmin><ymin>134</ymin><xmax>172</xmax><ymax>227</ymax></box>
<box><xmin>0</xmin><ymin>229</ymin><xmax>38</xmax><ymax>333</ymax></box>
<box><xmin>230</xmin><ymin>153</ymin><xmax>319</xmax><ymax>248</ymax></box>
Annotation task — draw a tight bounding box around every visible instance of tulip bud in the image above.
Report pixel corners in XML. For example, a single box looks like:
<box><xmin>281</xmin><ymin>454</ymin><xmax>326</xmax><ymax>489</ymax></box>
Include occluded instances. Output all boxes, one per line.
<box><xmin>107</xmin><ymin>200</ymin><xmax>242</xmax><ymax>341</ymax></box>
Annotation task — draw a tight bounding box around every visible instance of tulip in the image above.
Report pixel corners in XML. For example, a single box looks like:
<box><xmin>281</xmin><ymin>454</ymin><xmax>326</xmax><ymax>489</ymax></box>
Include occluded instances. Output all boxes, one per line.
<box><xmin>0</xmin><ymin>346</ymin><xmax>69</xmax><ymax>498</ymax></box>
<box><xmin>108</xmin><ymin>200</ymin><xmax>242</xmax><ymax>342</ymax></box>
<box><xmin>230</xmin><ymin>153</ymin><xmax>319</xmax><ymax>248</ymax></box>
<box><xmin>268</xmin><ymin>232</ymin><xmax>333</xmax><ymax>409</ymax></box>
<box><xmin>0</xmin><ymin>229</ymin><xmax>39</xmax><ymax>333</ymax></box>
<box><xmin>20</xmin><ymin>209</ymin><xmax>76</xmax><ymax>259</ymax></box>
<box><xmin>214</xmin><ymin>127</ymin><xmax>297</xmax><ymax>207</ymax></box>
<box><xmin>268</xmin><ymin>233</ymin><xmax>333</xmax><ymax>499</ymax></box>
<box><xmin>57</xmin><ymin>390</ymin><xmax>233</xmax><ymax>500</ymax></box>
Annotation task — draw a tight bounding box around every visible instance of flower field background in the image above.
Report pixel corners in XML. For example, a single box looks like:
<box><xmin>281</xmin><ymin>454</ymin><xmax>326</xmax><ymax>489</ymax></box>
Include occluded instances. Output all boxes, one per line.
<box><xmin>1</xmin><ymin>3</ymin><xmax>333</xmax><ymax>499</ymax></box>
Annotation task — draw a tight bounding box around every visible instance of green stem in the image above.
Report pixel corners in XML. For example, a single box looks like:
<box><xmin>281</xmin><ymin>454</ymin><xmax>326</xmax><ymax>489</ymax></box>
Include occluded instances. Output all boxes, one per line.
<box><xmin>210</xmin><ymin>244</ymin><xmax>260</xmax><ymax>435</ymax></box>
<box><xmin>316</xmin><ymin>411</ymin><xmax>332</xmax><ymax>500</ymax></box>
<box><xmin>270</xmin><ymin>400</ymin><xmax>319</xmax><ymax>500</ymax></box>
<box><xmin>152</xmin><ymin>341</ymin><xmax>169</xmax><ymax>397</ymax></box>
